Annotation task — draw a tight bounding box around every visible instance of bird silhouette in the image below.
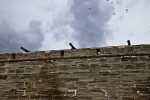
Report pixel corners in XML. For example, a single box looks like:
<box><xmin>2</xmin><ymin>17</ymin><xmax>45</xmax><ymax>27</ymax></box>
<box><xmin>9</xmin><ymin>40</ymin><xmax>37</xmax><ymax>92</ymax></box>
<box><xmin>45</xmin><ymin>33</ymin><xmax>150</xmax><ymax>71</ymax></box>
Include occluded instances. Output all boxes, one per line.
<box><xmin>126</xmin><ymin>9</ymin><xmax>128</xmax><ymax>13</ymax></box>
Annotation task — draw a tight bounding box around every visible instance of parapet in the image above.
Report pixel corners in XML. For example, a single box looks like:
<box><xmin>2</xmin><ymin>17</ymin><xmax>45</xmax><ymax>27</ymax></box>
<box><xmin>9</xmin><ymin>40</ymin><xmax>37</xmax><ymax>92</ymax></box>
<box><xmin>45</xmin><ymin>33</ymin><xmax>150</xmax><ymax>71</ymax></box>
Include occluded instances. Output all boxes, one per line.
<box><xmin>0</xmin><ymin>44</ymin><xmax>150</xmax><ymax>62</ymax></box>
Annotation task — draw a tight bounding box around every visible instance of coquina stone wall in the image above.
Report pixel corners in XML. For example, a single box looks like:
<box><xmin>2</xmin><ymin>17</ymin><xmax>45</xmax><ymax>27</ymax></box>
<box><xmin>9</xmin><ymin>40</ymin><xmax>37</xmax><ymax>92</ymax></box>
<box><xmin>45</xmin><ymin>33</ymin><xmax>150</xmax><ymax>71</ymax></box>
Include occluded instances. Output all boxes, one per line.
<box><xmin>0</xmin><ymin>44</ymin><xmax>150</xmax><ymax>100</ymax></box>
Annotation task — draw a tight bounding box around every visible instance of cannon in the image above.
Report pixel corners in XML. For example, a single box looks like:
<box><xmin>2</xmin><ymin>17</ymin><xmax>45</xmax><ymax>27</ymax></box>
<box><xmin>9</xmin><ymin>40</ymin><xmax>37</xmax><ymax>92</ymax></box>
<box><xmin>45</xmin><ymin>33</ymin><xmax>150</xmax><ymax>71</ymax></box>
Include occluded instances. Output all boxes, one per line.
<box><xmin>69</xmin><ymin>43</ymin><xmax>76</xmax><ymax>49</ymax></box>
<box><xmin>127</xmin><ymin>40</ymin><xmax>131</xmax><ymax>46</ymax></box>
<box><xmin>21</xmin><ymin>47</ymin><xmax>30</xmax><ymax>52</ymax></box>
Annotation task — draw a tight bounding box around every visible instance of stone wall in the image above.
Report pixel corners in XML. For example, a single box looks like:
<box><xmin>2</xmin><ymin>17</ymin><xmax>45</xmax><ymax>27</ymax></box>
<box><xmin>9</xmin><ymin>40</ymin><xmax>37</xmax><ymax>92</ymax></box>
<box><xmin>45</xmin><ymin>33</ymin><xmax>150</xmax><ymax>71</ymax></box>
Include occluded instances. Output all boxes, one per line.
<box><xmin>0</xmin><ymin>45</ymin><xmax>150</xmax><ymax>100</ymax></box>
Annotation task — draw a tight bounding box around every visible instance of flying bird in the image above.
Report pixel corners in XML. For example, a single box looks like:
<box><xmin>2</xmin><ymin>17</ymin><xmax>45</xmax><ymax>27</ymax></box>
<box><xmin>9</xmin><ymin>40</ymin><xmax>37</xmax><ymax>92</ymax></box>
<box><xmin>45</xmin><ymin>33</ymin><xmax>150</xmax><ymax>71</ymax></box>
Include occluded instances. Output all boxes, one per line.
<box><xmin>89</xmin><ymin>8</ymin><xmax>91</xmax><ymax>10</ymax></box>
<box><xmin>107</xmin><ymin>0</ymin><xmax>109</xmax><ymax>1</ymax></box>
<box><xmin>113</xmin><ymin>13</ymin><xmax>115</xmax><ymax>15</ymax></box>
<box><xmin>111</xmin><ymin>2</ymin><xmax>114</xmax><ymax>3</ymax></box>
<box><xmin>126</xmin><ymin>9</ymin><xmax>128</xmax><ymax>13</ymax></box>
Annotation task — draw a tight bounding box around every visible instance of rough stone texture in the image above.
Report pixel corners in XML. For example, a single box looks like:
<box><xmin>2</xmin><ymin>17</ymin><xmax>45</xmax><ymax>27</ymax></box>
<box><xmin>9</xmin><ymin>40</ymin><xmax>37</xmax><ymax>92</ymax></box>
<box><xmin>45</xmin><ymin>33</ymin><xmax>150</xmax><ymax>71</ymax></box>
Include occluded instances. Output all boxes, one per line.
<box><xmin>0</xmin><ymin>44</ymin><xmax>150</xmax><ymax>100</ymax></box>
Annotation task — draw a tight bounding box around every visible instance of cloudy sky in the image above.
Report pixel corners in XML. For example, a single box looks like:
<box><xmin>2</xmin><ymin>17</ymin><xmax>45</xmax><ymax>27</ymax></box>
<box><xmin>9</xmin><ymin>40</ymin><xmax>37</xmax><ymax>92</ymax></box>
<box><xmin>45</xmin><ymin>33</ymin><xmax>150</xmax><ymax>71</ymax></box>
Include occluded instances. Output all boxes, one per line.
<box><xmin>0</xmin><ymin>0</ymin><xmax>150</xmax><ymax>53</ymax></box>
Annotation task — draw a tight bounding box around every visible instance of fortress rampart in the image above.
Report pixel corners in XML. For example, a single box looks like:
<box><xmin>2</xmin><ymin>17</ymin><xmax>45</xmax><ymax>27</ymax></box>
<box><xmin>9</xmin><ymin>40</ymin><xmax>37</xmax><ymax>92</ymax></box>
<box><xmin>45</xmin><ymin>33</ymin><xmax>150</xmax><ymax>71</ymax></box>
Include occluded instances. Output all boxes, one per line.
<box><xmin>0</xmin><ymin>45</ymin><xmax>150</xmax><ymax>100</ymax></box>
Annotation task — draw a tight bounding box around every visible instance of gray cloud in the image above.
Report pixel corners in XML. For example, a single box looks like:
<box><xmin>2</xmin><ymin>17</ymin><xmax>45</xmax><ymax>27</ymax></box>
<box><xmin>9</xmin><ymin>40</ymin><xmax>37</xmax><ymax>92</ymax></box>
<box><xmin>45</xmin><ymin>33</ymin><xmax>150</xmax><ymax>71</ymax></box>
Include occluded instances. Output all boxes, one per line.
<box><xmin>0</xmin><ymin>18</ymin><xmax>44</xmax><ymax>53</ymax></box>
<box><xmin>70</xmin><ymin>0</ymin><xmax>114</xmax><ymax>48</ymax></box>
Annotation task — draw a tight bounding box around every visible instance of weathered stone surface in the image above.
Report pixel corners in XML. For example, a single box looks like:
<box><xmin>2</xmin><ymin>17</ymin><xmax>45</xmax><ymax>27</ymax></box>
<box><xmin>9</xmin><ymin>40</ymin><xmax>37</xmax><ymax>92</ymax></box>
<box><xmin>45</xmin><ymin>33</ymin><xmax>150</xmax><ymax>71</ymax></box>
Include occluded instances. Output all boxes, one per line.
<box><xmin>0</xmin><ymin>44</ymin><xmax>150</xmax><ymax>100</ymax></box>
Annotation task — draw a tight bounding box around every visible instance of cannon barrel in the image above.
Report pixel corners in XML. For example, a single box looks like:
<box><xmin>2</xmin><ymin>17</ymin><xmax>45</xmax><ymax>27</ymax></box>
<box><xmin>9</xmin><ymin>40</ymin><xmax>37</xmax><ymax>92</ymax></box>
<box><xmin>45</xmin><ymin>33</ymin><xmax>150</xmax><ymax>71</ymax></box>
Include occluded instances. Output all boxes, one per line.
<box><xmin>127</xmin><ymin>40</ymin><xmax>131</xmax><ymax>46</ymax></box>
<box><xmin>21</xmin><ymin>47</ymin><xmax>30</xmax><ymax>52</ymax></box>
<box><xmin>69</xmin><ymin>43</ymin><xmax>76</xmax><ymax>49</ymax></box>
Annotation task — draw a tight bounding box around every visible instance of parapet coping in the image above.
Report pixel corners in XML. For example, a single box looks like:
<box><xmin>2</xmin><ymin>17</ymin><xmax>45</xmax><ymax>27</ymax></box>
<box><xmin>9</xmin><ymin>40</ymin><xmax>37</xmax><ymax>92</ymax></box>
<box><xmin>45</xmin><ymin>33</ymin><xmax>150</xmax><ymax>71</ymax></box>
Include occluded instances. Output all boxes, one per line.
<box><xmin>0</xmin><ymin>44</ymin><xmax>150</xmax><ymax>63</ymax></box>
<box><xmin>0</xmin><ymin>44</ymin><xmax>149</xmax><ymax>54</ymax></box>
<box><xmin>0</xmin><ymin>52</ymin><xmax>150</xmax><ymax>63</ymax></box>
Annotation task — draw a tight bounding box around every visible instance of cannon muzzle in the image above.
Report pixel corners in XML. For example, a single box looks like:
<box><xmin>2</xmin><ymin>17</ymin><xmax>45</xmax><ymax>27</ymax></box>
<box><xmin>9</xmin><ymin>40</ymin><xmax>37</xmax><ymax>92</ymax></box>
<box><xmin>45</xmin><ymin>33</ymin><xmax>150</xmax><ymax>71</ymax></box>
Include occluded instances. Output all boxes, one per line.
<box><xmin>127</xmin><ymin>40</ymin><xmax>131</xmax><ymax>46</ymax></box>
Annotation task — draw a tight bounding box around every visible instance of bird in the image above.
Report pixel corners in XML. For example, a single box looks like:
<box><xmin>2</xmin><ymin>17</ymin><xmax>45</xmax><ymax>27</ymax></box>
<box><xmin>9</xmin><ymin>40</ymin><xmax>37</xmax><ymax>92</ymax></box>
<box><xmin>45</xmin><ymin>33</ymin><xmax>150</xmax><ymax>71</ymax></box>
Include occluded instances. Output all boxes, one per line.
<box><xmin>111</xmin><ymin>2</ymin><xmax>113</xmax><ymax>3</ymax></box>
<box><xmin>89</xmin><ymin>8</ymin><xmax>91</xmax><ymax>10</ymax></box>
<box><xmin>126</xmin><ymin>9</ymin><xmax>128</xmax><ymax>13</ymax></box>
<box><xmin>113</xmin><ymin>13</ymin><xmax>115</xmax><ymax>15</ymax></box>
<box><xmin>107</xmin><ymin>0</ymin><xmax>109</xmax><ymax>1</ymax></box>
